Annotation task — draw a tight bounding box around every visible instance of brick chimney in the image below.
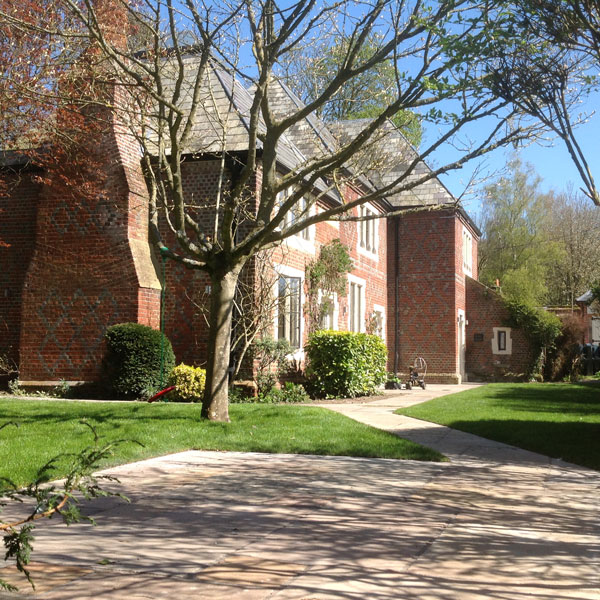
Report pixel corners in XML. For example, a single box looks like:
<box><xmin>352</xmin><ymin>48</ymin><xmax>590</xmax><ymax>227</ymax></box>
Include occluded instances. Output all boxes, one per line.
<box><xmin>19</xmin><ymin>4</ymin><xmax>161</xmax><ymax>384</ymax></box>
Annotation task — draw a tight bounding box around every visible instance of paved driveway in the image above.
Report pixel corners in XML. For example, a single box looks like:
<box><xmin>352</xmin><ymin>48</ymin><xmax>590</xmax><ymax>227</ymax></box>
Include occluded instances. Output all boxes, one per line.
<box><xmin>1</xmin><ymin>385</ymin><xmax>598</xmax><ymax>599</ymax></box>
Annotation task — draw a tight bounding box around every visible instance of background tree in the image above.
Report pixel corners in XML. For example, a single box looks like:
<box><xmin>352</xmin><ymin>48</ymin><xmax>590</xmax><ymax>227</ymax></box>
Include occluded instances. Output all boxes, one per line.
<box><xmin>479</xmin><ymin>159</ymin><xmax>600</xmax><ymax>306</ymax></box>
<box><xmin>546</xmin><ymin>189</ymin><xmax>600</xmax><ymax>306</ymax></box>
<box><xmin>478</xmin><ymin>157</ymin><xmax>562</xmax><ymax>304</ymax></box>
<box><xmin>488</xmin><ymin>0</ymin><xmax>600</xmax><ymax>206</ymax></box>
<box><xmin>6</xmin><ymin>0</ymin><xmax>577</xmax><ymax>421</ymax></box>
<box><xmin>281</xmin><ymin>33</ymin><xmax>422</xmax><ymax>147</ymax></box>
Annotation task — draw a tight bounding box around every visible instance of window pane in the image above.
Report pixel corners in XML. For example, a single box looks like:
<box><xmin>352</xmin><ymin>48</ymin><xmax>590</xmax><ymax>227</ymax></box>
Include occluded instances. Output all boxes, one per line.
<box><xmin>498</xmin><ymin>330</ymin><xmax>506</xmax><ymax>351</ymax></box>
<box><xmin>289</xmin><ymin>277</ymin><xmax>300</xmax><ymax>348</ymax></box>
<box><xmin>278</xmin><ymin>277</ymin><xmax>287</xmax><ymax>340</ymax></box>
<box><xmin>349</xmin><ymin>283</ymin><xmax>363</xmax><ymax>332</ymax></box>
<box><xmin>278</xmin><ymin>276</ymin><xmax>301</xmax><ymax>348</ymax></box>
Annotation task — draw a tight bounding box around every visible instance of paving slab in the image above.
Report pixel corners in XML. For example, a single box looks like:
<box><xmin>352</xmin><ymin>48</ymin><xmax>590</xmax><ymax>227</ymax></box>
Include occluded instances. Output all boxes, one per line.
<box><xmin>1</xmin><ymin>384</ymin><xmax>598</xmax><ymax>599</ymax></box>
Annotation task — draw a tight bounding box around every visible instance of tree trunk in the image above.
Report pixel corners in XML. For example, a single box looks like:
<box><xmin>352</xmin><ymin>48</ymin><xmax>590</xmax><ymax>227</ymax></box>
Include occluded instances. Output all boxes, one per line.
<box><xmin>202</xmin><ymin>265</ymin><xmax>241</xmax><ymax>421</ymax></box>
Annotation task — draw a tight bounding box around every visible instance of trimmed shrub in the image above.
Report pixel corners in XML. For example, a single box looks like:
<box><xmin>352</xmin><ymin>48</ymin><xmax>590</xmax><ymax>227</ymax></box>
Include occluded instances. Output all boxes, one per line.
<box><xmin>305</xmin><ymin>331</ymin><xmax>387</xmax><ymax>398</ymax></box>
<box><xmin>103</xmin><ymin>323</ymin><xmax>175</xmax><ymax>399</ymax></box>
<box><xmin>167</xmin><ymin>363</ymin><xmax>206</xmax><ymax>402</ymax></box>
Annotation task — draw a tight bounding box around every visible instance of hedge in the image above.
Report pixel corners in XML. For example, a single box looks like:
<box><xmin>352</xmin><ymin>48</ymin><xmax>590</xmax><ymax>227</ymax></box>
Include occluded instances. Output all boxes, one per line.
<box><xmin>103</xmin><ymin>323</ymin><xmax>175</xmax><ymax>399</ymax></box>
<box><xmin>305</xmin><ymin>330</ymin><xmax>387</xmax><ymax>398</ymax></box>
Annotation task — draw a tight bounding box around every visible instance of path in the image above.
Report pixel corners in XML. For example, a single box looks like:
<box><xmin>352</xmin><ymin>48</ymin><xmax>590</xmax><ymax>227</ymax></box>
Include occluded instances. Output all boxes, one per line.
<box><xmin>0</xmin><ymin>385</ymin><xmax>598</xmax><ymax>599</ymax></box>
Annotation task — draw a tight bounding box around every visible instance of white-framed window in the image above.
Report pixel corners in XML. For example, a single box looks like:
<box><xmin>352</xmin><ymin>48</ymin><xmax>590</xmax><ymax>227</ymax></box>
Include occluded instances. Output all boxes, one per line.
<box><xmin>274</xmin><ymin>265</ymin><xmax>305</xmax><ymax>351</ymax></box>
<box><xmin>358</xmin><ymin>204</ymin><xmax>378</xmax><ymax>257</ymax></box>
<box><xmin>369</xmin><ymin>304</ymin><xmax>386</xmax><ymax>341</ymax></box>
<box><xmin>318</xmin><ymin>290</ymin><xmax>339</xmax><ymax>331</ymax></box>
<box><xmin>283</xmin><ymin>194</ymin><xmax>311</xmax><ymax>240</ymax></box>
<box><xmin>277</xmin><ymin>188</ymin><xmax>316</xmax><ymax>254</ymax></box>
<box><xmin>492</xmin><ymin>327</ymin><xmax>512</xmax><ymax>355</ymax></box>
<box><xmin>317</xmin><ymin>204</ymin><xmax>340</xmax><ymax>230</ymax></box>
<box><xmin>462</xmin><ymin>226</ymin><xmax>473</xmax><ymax>276</ymax></box>
<box><xmin>348</xmin><ymin>274</ymin><xmax>366</xmax><ymax>332</ymax></box>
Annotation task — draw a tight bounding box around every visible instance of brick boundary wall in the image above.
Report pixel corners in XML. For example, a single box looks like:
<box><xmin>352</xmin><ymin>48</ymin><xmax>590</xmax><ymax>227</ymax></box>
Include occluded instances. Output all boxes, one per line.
<box><xmin>465</xmin><ymin>276</ymin><xmax>534</xmax><ymax>380</ymax></box>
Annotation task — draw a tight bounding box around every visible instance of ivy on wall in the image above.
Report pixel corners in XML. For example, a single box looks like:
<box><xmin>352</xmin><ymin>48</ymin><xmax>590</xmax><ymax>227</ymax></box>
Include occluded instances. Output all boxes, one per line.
<box><xmin>503</xmin><ymin>298</ymin><xmax>561</xmax><ymax>378</ymax></box>
<box><xmin>305</xmin><ymin>239</ymin><xmax>353</xmax><ymax>336</ymax></box>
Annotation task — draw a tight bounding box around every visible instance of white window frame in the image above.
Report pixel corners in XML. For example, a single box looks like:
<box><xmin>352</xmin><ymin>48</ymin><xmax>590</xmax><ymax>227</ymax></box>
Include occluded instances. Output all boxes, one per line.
<box><xmin>370</xmin><ymin>303</ymin><xmax>386</xmax><ymax>341</ymax></box>
<box><xmin>347</xmin><ymin>274</ymin><xmax>366</xmax><ymax>332</ymax></box>
<box><xmin>317</xmin><ymin>204</ymin><xmax>340</xmax><ymax>230</ymax></box>
<box><xmin>274</xmin><ymin>265</ymin><xmax>305</xmax><ymax>357</ymax></box>
<box><xmin>492</xmin><ymin>327</ymin><xmax>512</xmax><ymax>355</ymax></box>
<box><xmin>358</xmin><ymin>204</ymin><xmax>379</xmax><ymax>259</ymax></box>
<box><xmin>317</xmin><ymin>289</ymin><xmax>339</xmax><ymax>331</ymax></box>
<box><xmin>278</xmin><ymin>190</ymin><xmax>316</xmax><ymax>254</ymax></box>
<box><xmin>592</xmin><ymin>318</ymin><xmax>600</xmax><ymax>343</ymax></box>
<box><xmin>462</xmin><ymin>226</ymin><xmax>473</xmax><ymax>276</ymax></box>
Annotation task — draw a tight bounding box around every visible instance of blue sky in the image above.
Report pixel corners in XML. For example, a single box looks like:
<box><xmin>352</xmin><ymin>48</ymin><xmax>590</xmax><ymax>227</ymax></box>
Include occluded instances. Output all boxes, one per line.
<box><xmin>436</xmin><ymin>93</ymin><xmax>600</xmax><ymax>219</ymax></box>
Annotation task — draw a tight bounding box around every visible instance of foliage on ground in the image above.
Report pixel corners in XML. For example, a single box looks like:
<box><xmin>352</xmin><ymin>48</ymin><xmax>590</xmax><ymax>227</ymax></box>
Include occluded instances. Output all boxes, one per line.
<box><xmin>396</xmin><ymin>383</ymin><xmax>600</xmax><ymax>470</ymax></box>
<box><xmin>0</xmin><ymin>400</ymin><xmax>445</xmax><ymax>486</ymax></box>
<box><xmin>0</xmin><ymin>422</ymin><xmax>131</xmax><ymax>591</ymax></box>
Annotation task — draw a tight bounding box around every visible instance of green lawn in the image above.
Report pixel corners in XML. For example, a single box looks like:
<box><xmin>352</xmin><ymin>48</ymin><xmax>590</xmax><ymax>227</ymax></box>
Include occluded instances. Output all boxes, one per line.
<box><xmin>397</xmin><ymin>382</ymin><xmax>600</xmax><ymax>470</ymax></box>
<box><xmin>0</xmin><ymin>399</ymin><xmax>444</xmax><ymax>485</ymax></box>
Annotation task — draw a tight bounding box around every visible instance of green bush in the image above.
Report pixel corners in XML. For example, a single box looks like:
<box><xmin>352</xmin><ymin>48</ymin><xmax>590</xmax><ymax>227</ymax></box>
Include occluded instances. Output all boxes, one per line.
<box><xmin>503</xmin><ymin>298</ymin><xmax>561</xmax><ymax>379</ymax></box>
<box><xmin>103</xmin><ymin>323</ymin><xmax>175</xmax><ymax>399</ymax></box>
<box><xmin>305</xmin><ymin>331</ymin><xmax>387</xmax><ymax>398</ymax></box>
<box><xmin>251</xmin><ymin>337</ymin><xmax>292</xmax><ymax>396</ymax></box>
<box><xmin>167</xmin><ymin>364</ymin><xmax>206</xmax><ymax>402</ymax></box>
<box><xmin>230</xmin><ymin>382</ymin><xmax>310</xmax><ymax>404</ymax></box>
<box><xmin>503</xmin><ymin>299</ymin><xmax>561</xmax><ymax>350</ymax></box>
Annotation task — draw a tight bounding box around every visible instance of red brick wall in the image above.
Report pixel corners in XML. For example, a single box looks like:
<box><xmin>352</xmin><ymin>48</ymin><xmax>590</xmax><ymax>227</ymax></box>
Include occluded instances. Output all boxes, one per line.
<box><xmin>0</xmin><ymin>171</ymin><xmax>42</xmax><ymax>373</ymax></box>
<box><xmin>387</xmin><ymin>209</ymin><xmax>462</xmax><ymax>383</ymax></box>
<box><xmin>465</xmin><ymin>276</ymin><xmax>534</xmax><ymax>380</ymax></box>
<box><xmin>18</xmin><ymin>89</ymin><xmax>160</xmax><ymax>383</ymax></box>
<box><xmin>268</xmin><ymin>191</ymin><xmax>388</xmax><ymax>351</ymax></box>
<box><xmin>157</xmin><ymin>159</ymin><xmax>224</xmax><ymax>366</ymax></box>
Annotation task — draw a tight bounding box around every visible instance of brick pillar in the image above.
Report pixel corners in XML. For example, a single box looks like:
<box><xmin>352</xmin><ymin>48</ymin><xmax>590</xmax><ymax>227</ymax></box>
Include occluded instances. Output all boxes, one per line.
<box><xmin>19</xmin><ymin>87</ymin><xmax>160</xmax><ymax>383</ymax></box>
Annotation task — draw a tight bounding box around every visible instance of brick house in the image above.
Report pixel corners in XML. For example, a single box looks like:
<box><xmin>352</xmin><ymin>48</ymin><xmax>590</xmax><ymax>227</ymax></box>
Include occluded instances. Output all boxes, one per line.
<box><xmin>576</xmin><ymin>291</ymin><xmax>600</xmax><ymax>344</ymax></box>
<box><xmin>0</xmin><ymin>60</ymin><xmax>533</xmax><ymax>388</ymax></box>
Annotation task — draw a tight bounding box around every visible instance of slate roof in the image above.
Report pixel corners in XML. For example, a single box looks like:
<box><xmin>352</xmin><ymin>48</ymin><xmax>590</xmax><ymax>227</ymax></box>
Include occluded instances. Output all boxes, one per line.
<box><xmin>146</xmin><ymin>55</ymin><xmax>473</xmax><ymax>218</ymax></box>
<box><xmin>152</xmin><ymin>57</ymin><xmax>303</xmax><ymax>171</ymax></box>
<box><xmin>333</xmin><ymin>119</ymin><xmax>456</xmax><ymax>208</ymax></box>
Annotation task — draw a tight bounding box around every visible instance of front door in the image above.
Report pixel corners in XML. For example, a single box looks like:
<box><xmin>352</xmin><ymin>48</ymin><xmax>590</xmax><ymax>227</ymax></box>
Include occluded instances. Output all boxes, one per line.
<box><xmin>458</xmin><ymin>311</ymin><xmax>466</xmax><ymax>382</ymax></box>
<box><xmin>592</xmin><ymin>318</ymin><xmax>600</xmax><ymax>343</ymax></box>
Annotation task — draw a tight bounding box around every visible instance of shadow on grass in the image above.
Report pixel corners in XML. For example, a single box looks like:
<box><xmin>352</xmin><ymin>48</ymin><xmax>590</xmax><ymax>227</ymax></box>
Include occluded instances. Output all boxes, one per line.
<box><xmin>483</xmin><ymin>383</ymin><xmax>600</xmax><ymax>416</ymax></box>
<box><xmin>445</xmin><ymin>418</ymin><xmax>600</xmax><ymax>470</ymax></box>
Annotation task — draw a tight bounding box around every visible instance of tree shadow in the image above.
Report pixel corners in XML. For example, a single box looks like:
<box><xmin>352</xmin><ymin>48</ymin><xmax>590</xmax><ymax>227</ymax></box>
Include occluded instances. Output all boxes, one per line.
<box><xmin>4</xmin><ymin>451</ymin><xmax>597</xmax><ymax>599</ymax></box>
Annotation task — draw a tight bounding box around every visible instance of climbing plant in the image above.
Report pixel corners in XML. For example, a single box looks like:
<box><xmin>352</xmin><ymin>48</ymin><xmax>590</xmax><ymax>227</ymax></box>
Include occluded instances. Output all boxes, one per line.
<box><xmin>305</xmin><ymin>240</ymin><xmax>353</xmax><ymax>336</ymax></box>
<box><xmin>503</xmin><ymin>298</ymin><xmax>561</xmax><ymax>379</ymax></box>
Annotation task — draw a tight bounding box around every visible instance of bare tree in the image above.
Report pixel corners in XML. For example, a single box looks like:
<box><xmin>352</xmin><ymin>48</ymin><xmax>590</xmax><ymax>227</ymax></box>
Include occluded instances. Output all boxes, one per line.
<box><xmin>546</xmin><ymin>188</ymin><xmax>600</xmax><ymax>306</ymax></box>
<box><xmin>489</xmin><ymin>0</ymin><xmax>600</xmax><ymax>206</ymax></box>
<box><xmin>10</xmin><ymin>0</ymin><xmax>570</xmax><ymax>420</ymax></box>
